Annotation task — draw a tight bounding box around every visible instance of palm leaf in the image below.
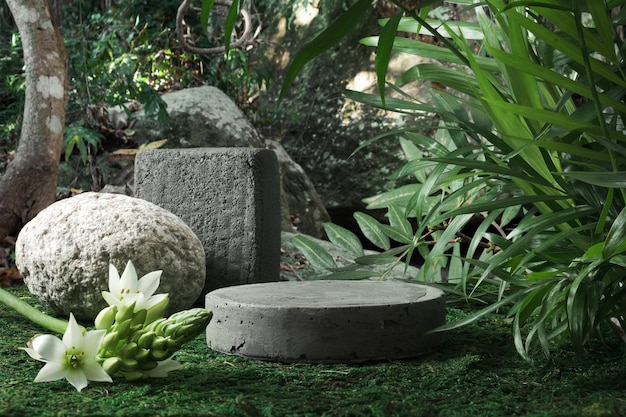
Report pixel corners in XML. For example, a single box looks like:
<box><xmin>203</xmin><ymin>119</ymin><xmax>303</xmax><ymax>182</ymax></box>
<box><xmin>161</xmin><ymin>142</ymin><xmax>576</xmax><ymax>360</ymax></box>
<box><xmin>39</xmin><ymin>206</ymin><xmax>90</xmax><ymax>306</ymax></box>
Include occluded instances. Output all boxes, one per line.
<box><xmin>279</xmin><ymin>0</ymin><xmax>372</xmax><ymax>99</ymax></box>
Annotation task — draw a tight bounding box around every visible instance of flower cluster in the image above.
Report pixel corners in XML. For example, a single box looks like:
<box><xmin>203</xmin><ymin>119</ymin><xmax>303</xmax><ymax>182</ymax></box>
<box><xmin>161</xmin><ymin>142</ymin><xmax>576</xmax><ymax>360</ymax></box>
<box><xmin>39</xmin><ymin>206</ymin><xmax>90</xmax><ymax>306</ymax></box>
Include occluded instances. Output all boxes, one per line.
<box><xmin>21</xmin><ymin>261</ymin><xmax>212</xmax><ymax>391</ymax></box>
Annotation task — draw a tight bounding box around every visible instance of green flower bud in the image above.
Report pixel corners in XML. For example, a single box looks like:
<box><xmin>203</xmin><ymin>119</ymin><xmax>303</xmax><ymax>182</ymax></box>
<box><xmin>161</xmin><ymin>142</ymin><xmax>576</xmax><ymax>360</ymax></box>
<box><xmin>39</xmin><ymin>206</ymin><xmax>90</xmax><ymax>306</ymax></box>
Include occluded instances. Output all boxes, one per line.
<box><xmin>101</xmin><ymin>357</ymin><xmax>122</xmax><ymax>375</ymax></box>
<box><xmin>165</xmin><ymin>309</ymin><xmax>213</xmax><ymax>346</ymax></box>
<box><xmin>152</xmin><ymin>336</ymin><xmax>168</xmax><ymax>351</ymax></box>
<box><xmin>139</xmin><ymin>360</ymin><xmax>159</xmax><ymax>371</ymax></box>
<box><xmin>131</xmin><ymin>308</ymin><xmax>148</xmax><ymax>327</ymax></box>
<box><xmin>163</xmin><ymin>322</ymin><xmax>183</xmax><ymax>338</ymax></box>
<box><xmin>102</xmin><ymin>331</ymin><xmax>120</xmax><ymax>352</ymax></box>
<box><xmin>145</xmin><ymin>294</ymin><xmax>170</xmax><ymax>326</ymax></box>
<box><xmin>95</xmin><ymin>305</ymin><xmax>117</xmax><ymax>330</ymax></box>
<box><xmin>115</xmin><ymin>318</ymin><xmax>132</xmax><ymax>340</ymax></box>
<box><xmin>135</xmin><ymin>347</ymin><xmax>150</xmax><ymax>362</ymax></box>
<box><xmin>121</xmin><ymin>358</ymin><xmax>139</xmax><ymax>371</ymax></box>
<box><xmin>137</xmin><ymin>331</ymin><xmax>156</xmax><ymax>349</ymax></box>
<box><xmin>121</xmin><ymin>342</ymin><xmax>138</xmax><ymax>359</ymax></box>
<box><xmin>115</xmin><ymin>300</ymin><xmax>137</xmax><ymax>323</ymax></box>
<box><xmin>174</xmin><ymin>324</ymin><xmax>196</xmax><ymax>339</ymax></box>
<box><xmin>167</xmin><ymin>338</ymin><xmax>185</xmax><ymax>351</ymax></box>
<box><xmin>150</xmin><ymin>349</ymin><xmax>171</xmax><ymax>361</ymax></box>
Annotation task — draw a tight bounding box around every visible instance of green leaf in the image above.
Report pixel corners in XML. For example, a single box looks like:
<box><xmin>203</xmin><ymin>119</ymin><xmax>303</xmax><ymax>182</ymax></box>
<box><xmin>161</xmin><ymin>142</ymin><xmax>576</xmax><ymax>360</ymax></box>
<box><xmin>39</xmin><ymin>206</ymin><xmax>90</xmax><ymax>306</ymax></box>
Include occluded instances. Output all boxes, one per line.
<box><xmin>200</xmin><ymin>0</ymin><xmax>216</xmax><ymax>35</ymax></box>
<box><xmin>323</xmin><ymin>223</ymin><xmax>364</xmax><ymax>258</ymax></box>
<box><xmin>582</xmin><ymin>242</ymin><xmax>604</xmax><ymax>260</ymax></box>
<box><xmin>344</xmin><ymin>88</ymin><xmax>435</xmax><ymax>113</ymax></box>
<box><xmin>585</xmin><ymin>0</ymin><xmax>618</xmax><ymax>65</ymax></box>
<box><xmin>500</xmin><ymin>205</ymin><xmax>521</xmax><ymax>227</ymax></box>
<box><xmin>291</xmin><ymin>235</ymin><xmax>337</xmax><ymax>270</ymax></box>
<box><xmin>391</xmin><ymin>17</ymin><xmax>484</xmax><ymax>40</ymax></box>
<box><xmin>279</xmin><ymin>0</ymin><xmax>372</xmax><ymax>100</ymax></box>
<box><xmin>399</xmin><ymin>137</ymin><xmax>421</xmax><ymax>161</ymax></box>
<box><xmin>603</xmin><ymin>206</ymin><xmax>626</xmax><ymax>259</ymax></box>
<box><xmin>380</xmin><ymin>224</ymin><xmax>413</xmax><ymax>245</ymax></box>
<box><xmin>376</xmin><ymin>12</ymin><xmax>402</xmax><ymax>106</ymax></box>
<box><xmin>76</xmin><ymin>138</ymin><xmax>88</xmax><ymax>165</ymax></box>
<box><xmin>387</xmin><ymin>204</ymin><xmax>413</xmax><ymax>241</ymax></box>
<box><xmin>397</xmin><ymin>63</ymin><xmax>479</xmax><ymax>97</ymax></box>
<box><xmin>398</xmin><ymin>136</ymin><xmax>426</xmax><ymax>182</ymax></box>
<box><xmin>363</xmin><ymin>184</ymin><xmax>423</xmax><ymax>210</ymax></box>
<box><xmin>445</xmin><ymin>195</ymin><xmax>568</xmax><ymax>218</ymax></box>
<box><xmin>354</xmin><ymin>212</ymin><xmax>391</xmax><ymax>250</ymax></box>
<box><xmin>447</xmin><ymin>242</ymin><xmax>463</xmax><ymax>283</ymax></box>
<box><xmin>354</xmin><ymin>254</ymin><xmax>398</xmax><ymax>265</ymax></box>
<box><xmin>430</xmin><ymin>290</ymin><xmax>527</xmax><ymax>333</ymax></box>
<box><xmin>360</xmin><ymin>36</ymin><xmax>500</xmax><ymax>73</ymax></box>
<box><xmin>559</xmin><ymin>171</ymin><xmax>626</xmax><ymax>188</ymax></box>
<box><xmin>323</xmin><ymin>269</ymin><xmax>380</xmax><ymax>280</ymax></box>
<box><xmin>223</xmin><ymin>0</ymin><xmax>239</xmax><ymax>52</ymax></box>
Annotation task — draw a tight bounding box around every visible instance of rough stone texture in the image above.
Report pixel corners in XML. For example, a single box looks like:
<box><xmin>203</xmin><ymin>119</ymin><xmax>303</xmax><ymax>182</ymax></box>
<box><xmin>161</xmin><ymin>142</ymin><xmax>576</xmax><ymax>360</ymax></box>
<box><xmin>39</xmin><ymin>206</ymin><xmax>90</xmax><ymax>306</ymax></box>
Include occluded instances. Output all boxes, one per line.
<box><xmin>206</xmin><ymin>280</ymin><xmax>446</xmax><ymax>363</ymax></box>
<box><xmin>58</xmin><ymin>85</ymin><xmax>331</xmax><ymax>238</ymax></box>
<box><xmin>134</xmin><ymin>148</ymin><xmax>281</xmax><ymax>299</ymax></box>
<box><xmin>15</xmin><ymin>192</ymin><xmax>206</xmax><ymax>322</ymax></box>
<box><xmin>132</xmin><ymin>85</ymin><xmax>264</xmax><ymax>149</ymax></box>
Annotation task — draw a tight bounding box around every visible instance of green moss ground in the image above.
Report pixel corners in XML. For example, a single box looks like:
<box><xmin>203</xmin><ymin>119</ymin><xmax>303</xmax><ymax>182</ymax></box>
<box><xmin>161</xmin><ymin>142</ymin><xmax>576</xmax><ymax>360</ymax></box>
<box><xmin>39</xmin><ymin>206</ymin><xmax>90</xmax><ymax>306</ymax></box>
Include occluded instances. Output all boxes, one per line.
<box><xmin>0</xmin><ymin>285</ymin><xmax>624</xmax><ymax>417</ymax></box>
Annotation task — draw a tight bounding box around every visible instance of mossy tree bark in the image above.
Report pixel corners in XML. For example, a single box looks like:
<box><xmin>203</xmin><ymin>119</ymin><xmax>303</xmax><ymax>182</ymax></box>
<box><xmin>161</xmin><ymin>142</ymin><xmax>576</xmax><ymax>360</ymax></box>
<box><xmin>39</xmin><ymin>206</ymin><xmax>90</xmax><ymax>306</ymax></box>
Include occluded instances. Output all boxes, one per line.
<box><xmin>0</xmin><ymin>0</ymin><xmax>67</xmax><ymax>242</ymax></box>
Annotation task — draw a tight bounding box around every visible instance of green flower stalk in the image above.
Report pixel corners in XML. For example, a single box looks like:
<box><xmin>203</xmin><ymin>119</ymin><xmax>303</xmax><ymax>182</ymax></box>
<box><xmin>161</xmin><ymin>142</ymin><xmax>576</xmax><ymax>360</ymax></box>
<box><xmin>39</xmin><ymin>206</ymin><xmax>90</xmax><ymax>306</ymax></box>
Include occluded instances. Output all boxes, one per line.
<box><xmin>96</xmin><ymin>304</ymin><xmax>212</xmax><ymax>381</ymax></box>
<box><xmin>96</xmin><ymin>305</ymin><xmax>212</xmax><ymax>381</ymax></box>
<box><xmin>0</xmin><ymin>286</ymin><xmax>75</xmax><ymax>335</ymax></box>
<box><xmin>94</xmin><ymin>261</ymin><xmax>212</xmax><ymax>381</ymax></box>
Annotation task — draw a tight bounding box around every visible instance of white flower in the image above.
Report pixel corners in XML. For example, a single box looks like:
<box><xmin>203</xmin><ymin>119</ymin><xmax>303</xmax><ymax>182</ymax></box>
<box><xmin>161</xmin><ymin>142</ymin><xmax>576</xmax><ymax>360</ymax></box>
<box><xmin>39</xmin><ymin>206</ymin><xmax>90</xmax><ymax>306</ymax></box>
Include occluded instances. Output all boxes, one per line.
<box><xmin>102</xmin><ymin>260</ymin><xmax>167</xmax><ymax>311</ymax></box>
<box><xmin>21</xmin><ymin>313</ymin><xmax>112</xmax><ymax>392</ymax></box>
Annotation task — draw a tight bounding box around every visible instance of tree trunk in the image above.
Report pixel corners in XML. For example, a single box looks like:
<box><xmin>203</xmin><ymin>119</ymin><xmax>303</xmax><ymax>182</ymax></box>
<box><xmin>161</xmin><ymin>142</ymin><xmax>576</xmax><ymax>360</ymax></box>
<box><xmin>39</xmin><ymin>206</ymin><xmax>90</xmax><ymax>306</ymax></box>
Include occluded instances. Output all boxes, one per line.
<box><xmin>0</xmin><ymin>0</ymin><xmax>67</xmax><ymax>242</ymax></box>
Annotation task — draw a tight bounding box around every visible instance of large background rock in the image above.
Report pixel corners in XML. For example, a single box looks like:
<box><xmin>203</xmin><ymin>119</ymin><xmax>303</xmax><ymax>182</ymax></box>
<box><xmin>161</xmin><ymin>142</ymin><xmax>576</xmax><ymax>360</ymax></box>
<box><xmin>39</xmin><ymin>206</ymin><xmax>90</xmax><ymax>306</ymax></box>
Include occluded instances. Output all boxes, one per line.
<box><xmin>132</xmin><ymin>85</ymin><xmax>264</xmax><ymax>149</ymax></box>
<box><xmin>15</xmin><ymin>192</ymin><xmax>206</xmax><ymax>322</ymax></box>
<box><xmin>57</xmin><ymin>86</ymin><xmax>331</xmax><ymax>238</ymax></box>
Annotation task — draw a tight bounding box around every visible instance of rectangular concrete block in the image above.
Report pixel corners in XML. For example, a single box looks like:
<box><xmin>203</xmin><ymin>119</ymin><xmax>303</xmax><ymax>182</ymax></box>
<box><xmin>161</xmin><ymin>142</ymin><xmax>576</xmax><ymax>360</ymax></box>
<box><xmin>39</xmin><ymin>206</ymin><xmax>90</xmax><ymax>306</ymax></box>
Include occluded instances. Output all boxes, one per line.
<box><xmin>134</xmin><ymin>148</ymin><xmax>281</xmax><ymax>297</ymax></box>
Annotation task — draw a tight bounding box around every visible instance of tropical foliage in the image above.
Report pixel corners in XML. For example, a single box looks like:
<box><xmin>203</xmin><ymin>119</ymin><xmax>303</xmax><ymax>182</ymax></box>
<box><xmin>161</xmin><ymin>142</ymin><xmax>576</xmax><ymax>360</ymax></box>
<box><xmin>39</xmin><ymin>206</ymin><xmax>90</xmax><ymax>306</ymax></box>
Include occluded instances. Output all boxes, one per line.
<box><xmin>285</xmin><ymin>0</ymin><xmax>626</xmax><ymax>359</ymax></box>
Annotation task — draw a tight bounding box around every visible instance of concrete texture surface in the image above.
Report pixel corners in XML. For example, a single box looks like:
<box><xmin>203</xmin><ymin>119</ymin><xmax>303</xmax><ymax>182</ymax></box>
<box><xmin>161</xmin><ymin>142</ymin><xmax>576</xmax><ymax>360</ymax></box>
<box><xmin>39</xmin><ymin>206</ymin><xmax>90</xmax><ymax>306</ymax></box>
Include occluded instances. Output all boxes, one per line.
<box><xmin>135</xmin><ymin>148</ymin><xmax>282</xmax><ymax>299</ymax></box>
<box><xmin>205</xmin><ymin>280</ymin><xmax>446</xmax><ymax>363</ymax></box>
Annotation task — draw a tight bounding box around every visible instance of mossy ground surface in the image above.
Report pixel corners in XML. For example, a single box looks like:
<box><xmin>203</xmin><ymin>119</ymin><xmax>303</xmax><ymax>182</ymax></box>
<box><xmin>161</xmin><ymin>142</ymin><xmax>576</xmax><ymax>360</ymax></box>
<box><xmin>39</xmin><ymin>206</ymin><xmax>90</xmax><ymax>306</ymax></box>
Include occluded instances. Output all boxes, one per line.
<box><xmin>0</xmin><ymin>286</ymin><xmax>625</xmax><ymax>417</ymax></box>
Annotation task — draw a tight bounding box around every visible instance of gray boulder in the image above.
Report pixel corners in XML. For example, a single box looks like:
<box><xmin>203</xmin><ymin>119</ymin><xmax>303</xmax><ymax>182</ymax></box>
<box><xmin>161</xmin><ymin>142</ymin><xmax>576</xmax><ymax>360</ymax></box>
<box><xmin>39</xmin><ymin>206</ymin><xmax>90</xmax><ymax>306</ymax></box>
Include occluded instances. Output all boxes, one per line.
<box><xmin>132</xmin><ymin>85</ymin><xmax>264</xmax><ymax>148</ymax></box>
<box><xmin>15</xmin><ymin>192</ymin><xmax>206</xmax><ymax>322</ymax></box>
<box><xmin>57</xmin><ymin>86</ymin><xmax>332</xmax><ymax>238</ymax></box>
<box><xmin>130</xmin><ymin>86</ymin><xmax>330</xmax><ymax>238</ymax></box>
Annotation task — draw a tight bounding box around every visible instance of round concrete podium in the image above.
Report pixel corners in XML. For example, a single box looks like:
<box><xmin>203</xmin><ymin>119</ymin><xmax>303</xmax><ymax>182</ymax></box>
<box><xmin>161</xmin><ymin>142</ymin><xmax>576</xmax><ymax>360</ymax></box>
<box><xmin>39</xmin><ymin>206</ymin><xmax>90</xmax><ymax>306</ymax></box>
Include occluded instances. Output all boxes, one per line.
<box><xmin>205</xmin><ymin>280</ymin><xmax>446</xmax><ymax>363</ymax></box>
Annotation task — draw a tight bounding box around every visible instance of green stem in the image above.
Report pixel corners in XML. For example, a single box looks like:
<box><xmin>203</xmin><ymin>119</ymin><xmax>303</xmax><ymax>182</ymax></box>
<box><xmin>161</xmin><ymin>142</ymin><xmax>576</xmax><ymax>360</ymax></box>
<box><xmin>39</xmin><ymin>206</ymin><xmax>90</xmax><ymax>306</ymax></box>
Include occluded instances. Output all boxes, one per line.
<box><xmin>0</xmin><ymin>287</ymin><xmax>69</xmax><ymax>335</ymax></box>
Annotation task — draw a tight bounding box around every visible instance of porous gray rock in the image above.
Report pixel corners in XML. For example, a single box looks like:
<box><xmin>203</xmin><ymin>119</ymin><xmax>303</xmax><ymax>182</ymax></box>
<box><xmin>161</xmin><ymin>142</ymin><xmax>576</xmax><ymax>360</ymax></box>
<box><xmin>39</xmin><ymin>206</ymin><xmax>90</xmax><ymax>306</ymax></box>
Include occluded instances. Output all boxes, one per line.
<box><xmin>58</xmin><ymin>85</ymin><xmax>331</xmax><ymax>238</ymax></box>
<box><xmin>132</xmin><ymin>85</ymin><xmax>264</xmax><ymax>149</ymax></box>
<box><xmin>135</xmin><ymin>148</ymin><xmax>281</xmax><ymax>298</ymax></box>
<box><xmin>15</xmin><ymin>192</ymin><xmax>206</xmax><ymax>322</ymax></box>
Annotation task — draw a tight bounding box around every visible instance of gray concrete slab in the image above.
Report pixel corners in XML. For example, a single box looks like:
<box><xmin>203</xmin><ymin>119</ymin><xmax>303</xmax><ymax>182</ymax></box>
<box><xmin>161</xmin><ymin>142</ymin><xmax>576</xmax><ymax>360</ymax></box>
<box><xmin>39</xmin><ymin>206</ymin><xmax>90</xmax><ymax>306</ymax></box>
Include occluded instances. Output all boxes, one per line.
<box><xmin>206</xmin><ymin>280</ymin><xmax>446</xmax><ymax>363</ymax></box>
<box><xmin>134</xmin><ymin>148</ymin><xmax>281</xmax><ymax>299</ymax></box>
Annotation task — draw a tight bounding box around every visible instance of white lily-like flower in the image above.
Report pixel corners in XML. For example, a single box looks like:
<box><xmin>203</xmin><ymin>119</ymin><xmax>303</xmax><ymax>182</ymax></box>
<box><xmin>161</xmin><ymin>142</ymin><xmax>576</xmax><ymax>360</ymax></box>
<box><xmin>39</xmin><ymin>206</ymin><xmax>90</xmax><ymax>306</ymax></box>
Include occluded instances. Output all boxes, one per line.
<box><xmin>102</xmin><ymin>260</ymin><xmax>167</xmax><ymax>311</ymax></box>
<box><xmin>21</xmin><ymin>313</ymin><xmax>112</xmax><ymax>392</ymax></box>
